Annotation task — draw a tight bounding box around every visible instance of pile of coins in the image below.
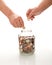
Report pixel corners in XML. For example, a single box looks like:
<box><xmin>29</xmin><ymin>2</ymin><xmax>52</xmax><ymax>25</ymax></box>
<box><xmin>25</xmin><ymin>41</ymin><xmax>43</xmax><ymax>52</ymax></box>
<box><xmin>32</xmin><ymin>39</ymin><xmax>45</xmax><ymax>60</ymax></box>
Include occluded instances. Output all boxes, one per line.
<box><xmin>19</xmin><ymin>36</ymin><xmax>35</xmax><ymax>54</ymax></box>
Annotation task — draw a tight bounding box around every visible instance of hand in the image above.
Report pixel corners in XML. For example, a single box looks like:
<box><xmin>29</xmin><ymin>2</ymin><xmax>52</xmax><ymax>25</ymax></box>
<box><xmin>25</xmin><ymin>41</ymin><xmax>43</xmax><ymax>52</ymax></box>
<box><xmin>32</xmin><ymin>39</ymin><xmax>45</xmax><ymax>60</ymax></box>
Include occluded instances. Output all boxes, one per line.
<box><xmin>26</xmin><ymin>8</ymin><xmax>35</xmax><ymax>20</ymax></box>
<box><xmin>9</xmin><ymin>15</ymin><xmax>24</xmax><ymax>28</ymax></box>
<box><xmin>26</xmin><ymin>8</ymin><xmax>41</xmax><ymax>20</ymax></box>
<box><xmin>26</xmin><ymin>0</ymin><xmax>52</xmax><ymax>20</ymax></box>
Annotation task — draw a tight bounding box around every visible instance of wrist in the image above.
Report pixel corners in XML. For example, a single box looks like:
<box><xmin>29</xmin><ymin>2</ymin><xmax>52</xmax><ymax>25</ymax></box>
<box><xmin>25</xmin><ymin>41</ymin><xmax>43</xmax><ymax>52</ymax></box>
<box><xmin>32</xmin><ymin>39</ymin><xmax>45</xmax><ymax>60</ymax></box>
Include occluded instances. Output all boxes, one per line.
<box><xmin>33</xmin><ymin>7</ymin><xmax>42</xmax><ymax>16</ymax></box>
<box><xmin>9</xmin><ymin>14</ymin><xmax>19</xmax><ymax>21</ymax></box>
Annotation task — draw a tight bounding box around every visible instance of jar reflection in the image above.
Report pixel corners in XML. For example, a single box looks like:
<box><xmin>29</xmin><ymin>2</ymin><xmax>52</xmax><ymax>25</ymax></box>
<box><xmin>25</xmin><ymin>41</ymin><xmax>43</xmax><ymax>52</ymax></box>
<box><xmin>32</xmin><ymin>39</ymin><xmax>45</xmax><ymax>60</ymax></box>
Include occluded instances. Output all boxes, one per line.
<box><xmin>19</xmin><ymin>54</ymin><xmax>35</xmax><ymax>65</ymax></box>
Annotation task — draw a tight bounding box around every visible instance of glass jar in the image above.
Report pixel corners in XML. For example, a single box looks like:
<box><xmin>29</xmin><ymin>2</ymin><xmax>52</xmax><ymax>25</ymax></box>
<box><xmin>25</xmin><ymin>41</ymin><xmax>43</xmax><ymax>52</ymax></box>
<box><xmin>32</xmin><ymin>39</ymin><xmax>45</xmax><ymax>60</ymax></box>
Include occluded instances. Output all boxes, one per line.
<box><xmin>18</xmin><ymin>29</ymin><xmax>35</xmax><ymax>55</ymax></box>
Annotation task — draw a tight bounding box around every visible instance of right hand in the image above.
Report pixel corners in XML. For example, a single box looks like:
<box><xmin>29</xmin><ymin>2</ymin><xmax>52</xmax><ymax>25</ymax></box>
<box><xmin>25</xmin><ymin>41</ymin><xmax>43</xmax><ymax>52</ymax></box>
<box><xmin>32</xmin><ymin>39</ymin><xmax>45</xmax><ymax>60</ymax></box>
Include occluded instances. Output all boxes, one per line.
<box><xmin>26</xmin><ymin>8</ymin><xmax>41</xmax><ymax>20</ymax></box>
<box><xmin>26</xmin><ymin>8</ymin><xmax>35</xmax><ymax>20</ymax></box>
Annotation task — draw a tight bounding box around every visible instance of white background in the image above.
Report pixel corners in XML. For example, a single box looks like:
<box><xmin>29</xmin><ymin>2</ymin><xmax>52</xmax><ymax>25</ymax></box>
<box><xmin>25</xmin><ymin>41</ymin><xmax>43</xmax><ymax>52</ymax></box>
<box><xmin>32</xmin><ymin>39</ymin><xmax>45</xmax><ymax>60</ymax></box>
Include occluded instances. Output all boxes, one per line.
<box><xmin>0</xmin><ymin>0</ymin><xmax>52</xmax><ymax>65</ymax></box>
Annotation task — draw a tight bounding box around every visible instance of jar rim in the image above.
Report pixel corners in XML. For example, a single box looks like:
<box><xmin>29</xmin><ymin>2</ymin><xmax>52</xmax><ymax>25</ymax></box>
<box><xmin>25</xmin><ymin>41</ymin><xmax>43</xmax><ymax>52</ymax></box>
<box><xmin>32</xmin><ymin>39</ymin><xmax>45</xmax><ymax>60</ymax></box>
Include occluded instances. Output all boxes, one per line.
<box><xmin>21</xmin><ymin>29</ymin><xmax>32</xmax><ymax>32</ymax></box>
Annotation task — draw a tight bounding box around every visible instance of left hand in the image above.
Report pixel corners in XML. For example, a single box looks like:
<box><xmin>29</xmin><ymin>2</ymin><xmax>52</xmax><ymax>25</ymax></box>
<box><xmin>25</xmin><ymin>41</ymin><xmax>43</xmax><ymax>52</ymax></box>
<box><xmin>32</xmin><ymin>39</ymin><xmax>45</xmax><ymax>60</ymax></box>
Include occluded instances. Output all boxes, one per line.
<box><xmin>9</xmin><ymin>15</ymin><xmax>24</xmax><ymax>28</ymax></box>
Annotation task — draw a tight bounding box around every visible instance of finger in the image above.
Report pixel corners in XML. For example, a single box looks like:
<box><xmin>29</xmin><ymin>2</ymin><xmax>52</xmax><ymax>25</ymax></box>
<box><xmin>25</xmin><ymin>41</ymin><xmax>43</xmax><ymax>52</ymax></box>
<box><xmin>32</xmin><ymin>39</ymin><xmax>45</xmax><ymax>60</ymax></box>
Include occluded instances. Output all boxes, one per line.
<box><xmin>12</xmin><ymin>18</ymin><xmax>21</xmax><ymax>28</ymax></box>
<box><xmin>20</xmin><ymin>18</ymin><xmax>24</xmax><ymax>27</ymax></box>
<box><xmin>18</xmin><ymin>17</ymin><xmax>24</xmax><ymax>27</ymax></box>
<box><xmin>19</xmin><ymin>20</ymin><xmax>24</xmax><ymax>28</ymax></box>
<box><xmin>28</xmin><ymin>11</ymin><xmax>34</xmax><ymax>20</ymax></box>
<box><xmin>13</xmin><ymin>17</ymin><xmax>22</xmax><ymax>27</ymax></box>
<box><xmin>16</xmin><ymin>20</ymin><xmax>21</xmax><ymax>27</ymax></box>
<box><xmin>13</xmin><ymin>21</ymin><xmax>19</xmax><ymax>27</ymax></box>
<box><xmin>14</xmin><ymin>16</ymin><xmax>24</xmax><ymax>28</ymax></box>
<box><xmin>26</xmin><ymin>9</ymin><xmax>32</xmax><ymax>17</ymax></box>
<box><xmin>31</xmin><ymin>16</ymin><xmax>35</xmax><ymax>20</ymax></box>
